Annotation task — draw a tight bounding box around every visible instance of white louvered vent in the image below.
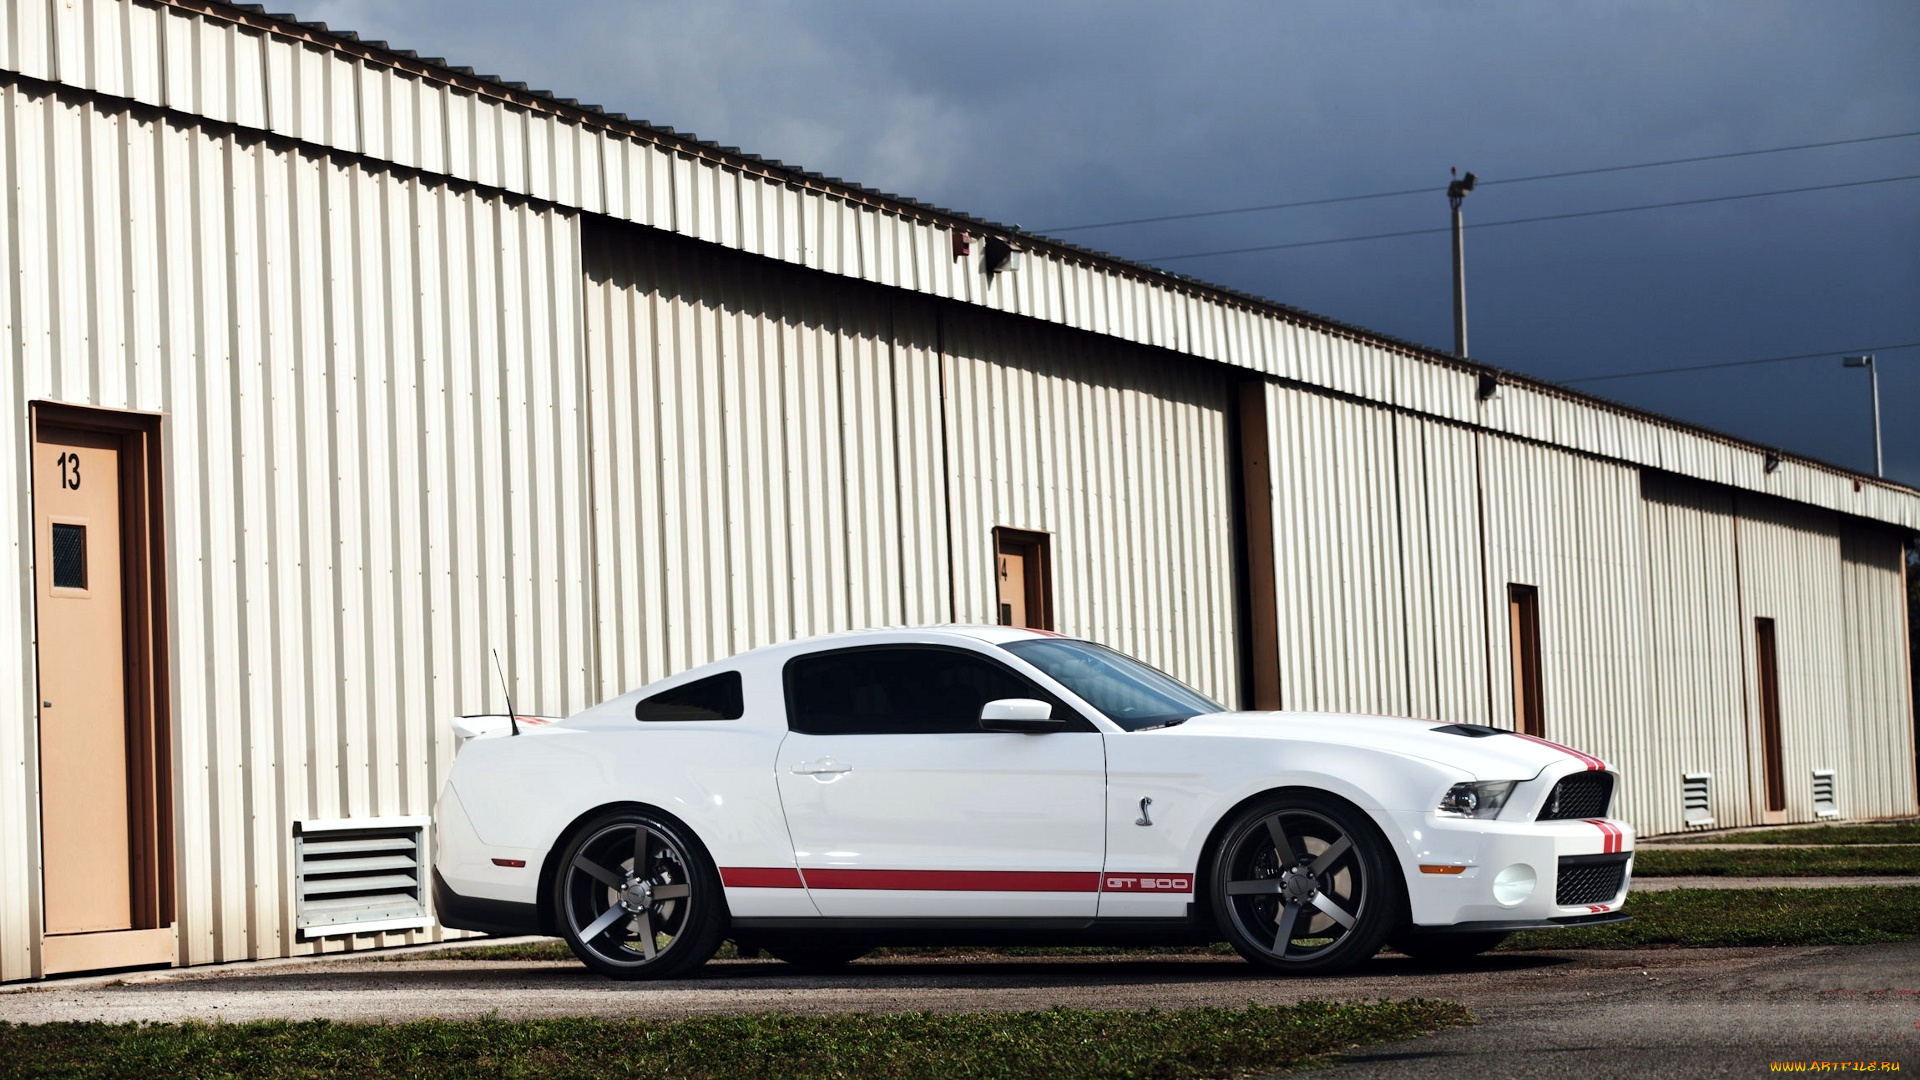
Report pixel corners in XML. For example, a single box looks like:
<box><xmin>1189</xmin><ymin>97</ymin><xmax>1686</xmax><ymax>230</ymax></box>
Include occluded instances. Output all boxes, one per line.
<box><xmin>294</xmin><ymin>816</ymin><xmax>433</xmax><ymax>938</ymax></box>
<box><xmin>1682</xmin><ymin>772</ymin><xmax>1714</xmax><ymax>827</ymax></box>
<box><xmin>1812</xmin><ymin>770</ymin><xmax>1838</xmax><ymax>818</ymax></box>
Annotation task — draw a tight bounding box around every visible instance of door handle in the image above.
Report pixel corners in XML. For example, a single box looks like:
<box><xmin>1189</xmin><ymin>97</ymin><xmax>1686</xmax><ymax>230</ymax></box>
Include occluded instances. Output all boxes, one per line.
<box><xmin>790</xmin><ymin>758</ymin><xmax>852</xmax><ymax>776</ymax></box>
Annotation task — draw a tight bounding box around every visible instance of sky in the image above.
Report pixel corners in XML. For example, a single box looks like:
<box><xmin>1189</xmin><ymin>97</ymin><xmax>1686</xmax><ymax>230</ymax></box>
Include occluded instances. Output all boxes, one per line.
<box><xmin>308</xmin><ymin>0</ymin><xmax>1920</xmax><ymax>487</ymax></box>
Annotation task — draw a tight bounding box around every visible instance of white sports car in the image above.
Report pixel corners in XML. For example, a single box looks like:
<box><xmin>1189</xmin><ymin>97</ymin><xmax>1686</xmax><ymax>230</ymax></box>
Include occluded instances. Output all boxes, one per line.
<box><xmin>435</xmin><ymin>626</ymin><xmax>1632</xmax><ymax>978</ymax></box>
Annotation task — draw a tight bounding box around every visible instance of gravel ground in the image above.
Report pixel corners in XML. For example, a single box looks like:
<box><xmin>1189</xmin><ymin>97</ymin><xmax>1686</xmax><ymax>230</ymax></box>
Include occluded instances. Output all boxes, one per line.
<box><xmin>2</xmin><ymin>938</ymin><xmax>1915</xmax><ymax>1075</ymax></box>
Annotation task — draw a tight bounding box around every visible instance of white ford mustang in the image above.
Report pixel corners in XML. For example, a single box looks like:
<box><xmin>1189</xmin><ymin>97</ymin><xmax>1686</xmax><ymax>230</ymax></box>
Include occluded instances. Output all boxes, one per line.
<box><xmin>435</xmin><ymin>626</ymin><xmax>1632</xmax><ymax>978</ymax></box>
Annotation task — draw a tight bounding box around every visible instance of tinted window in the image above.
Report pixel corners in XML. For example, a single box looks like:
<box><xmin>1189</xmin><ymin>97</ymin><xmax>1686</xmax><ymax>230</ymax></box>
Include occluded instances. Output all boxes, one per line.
<box><xmin>1003</xmin><ymin>638</ymin><xmax>1222</xmax><ymax>731</ymax></box>
<box><xmin>785</xmin><ymin>647</ymin><xmax>1052</xmax><ymax>735</ymax></box>
<box><xmin>635</xmin><ymin>671</ymin><xmax>744</xmax><ymax>722</ymax></box>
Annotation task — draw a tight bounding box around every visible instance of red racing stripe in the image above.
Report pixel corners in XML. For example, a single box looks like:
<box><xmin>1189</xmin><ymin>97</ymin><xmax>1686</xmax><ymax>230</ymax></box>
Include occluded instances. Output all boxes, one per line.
<box><xmin>1584</xmin><ymin>818</ymin><xmax>1622</xmax><ymax>854</ymax></box>
<box><xmin>719</xmin><ymin>867</ymin><xmax>805</xmax><ymax>889</ymax></box>
<box><xmin>800</xmin><ymin>869</ymin><xmax>1102</xmax><ymax>892</ymax></box>
<box><xmin>1513</xmin><ymin>732</ymin><xmax>1605</xmax><ymax>770</ymax></box>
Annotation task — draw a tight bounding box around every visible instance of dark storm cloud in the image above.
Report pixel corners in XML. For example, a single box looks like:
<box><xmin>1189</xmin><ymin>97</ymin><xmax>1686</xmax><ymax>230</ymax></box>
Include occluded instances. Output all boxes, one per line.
<box><xmin>310</xmin><ymin>0</ymin><xmax>1920</xmax><ymax>484</ymax></box>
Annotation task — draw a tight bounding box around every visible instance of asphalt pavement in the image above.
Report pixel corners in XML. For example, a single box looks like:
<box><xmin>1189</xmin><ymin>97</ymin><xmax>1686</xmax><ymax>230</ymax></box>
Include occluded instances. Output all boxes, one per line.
<box><xmin>2</xmin><ymin>937</ymin><xmax>1914</xmax><ymax>1074</ymax></box>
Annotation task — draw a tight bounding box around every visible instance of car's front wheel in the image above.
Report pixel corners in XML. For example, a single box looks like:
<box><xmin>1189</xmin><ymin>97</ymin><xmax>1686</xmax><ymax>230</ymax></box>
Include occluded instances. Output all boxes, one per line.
<box><xmin>551</xmin><ymin>807</ymin><xmax>725</xmax><ymax>979</ymax></box>
<box><xmin>1207</xmin><ymin>794</ymin><xmax>1398</xmax><ymax>975</ymax></box>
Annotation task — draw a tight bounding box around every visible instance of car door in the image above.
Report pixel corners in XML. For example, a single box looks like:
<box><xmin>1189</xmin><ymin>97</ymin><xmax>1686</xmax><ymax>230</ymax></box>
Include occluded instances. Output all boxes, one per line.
<box><xmin>774</xmin><ymin>644</ymin><xmax>1107</xmax><ymax>919</ymax></box>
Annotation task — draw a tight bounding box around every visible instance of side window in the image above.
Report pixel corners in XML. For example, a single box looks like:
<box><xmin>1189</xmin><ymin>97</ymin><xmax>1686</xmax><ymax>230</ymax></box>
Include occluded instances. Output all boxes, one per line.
<box><xmin>785</xmin><ymin>647</ymin><xmax>1055</xmax><ymax>735</ymax></box>
<box><xmin>635</xmin><ymin>671</ymin><xmax>744</xmax><ymax>722</ymax></box>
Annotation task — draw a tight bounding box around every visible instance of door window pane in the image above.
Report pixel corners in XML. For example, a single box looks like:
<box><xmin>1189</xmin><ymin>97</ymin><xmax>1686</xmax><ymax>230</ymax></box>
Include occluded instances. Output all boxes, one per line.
<box><xmin>1003</xmin><ymin>638</ymin><xmax>1221</xmax><ymax>730</ymax></box>
<box><xmin>51</xmin><ymin>524</ymin><xmax>86</xmax><ymax>590</ymax></box>
<box><xmin>785</xmin><ymin>647</ymin><xmax>1045</xmax><ymax>735</ymax></box>
<box><xmin>634</xmin><ymin>671</ymin><xmax>743</xmax><ymax>722</ymax></box>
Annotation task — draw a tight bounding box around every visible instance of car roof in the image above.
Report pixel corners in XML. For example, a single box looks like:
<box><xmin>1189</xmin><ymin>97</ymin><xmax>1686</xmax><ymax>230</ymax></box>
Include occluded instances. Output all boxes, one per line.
<box><xmin>644</xmin><ymin>625</ymin><xmax>1063</xmax><ymax>687</ymax></box>
<box><xmin>758</xmin><ymin>623</ymin><xmax>1061</xmax><ymax>655</ymax></box>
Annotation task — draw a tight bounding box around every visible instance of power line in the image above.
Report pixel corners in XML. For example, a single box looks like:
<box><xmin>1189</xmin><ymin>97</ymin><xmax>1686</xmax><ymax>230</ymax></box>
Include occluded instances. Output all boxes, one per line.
<box><xmin>1040</xmin><ymin>128</ymin><xmax>1920</xmax><ymax>233</ymax></box>
<box><xmin>1560</xmin><ymin>342</ymin><xmax>1920</xmax><ymax>384</ymax></box>
<box><xmin>1140</xmin><ymin>172</ymin><xmax>1920</xmax><ymax>262</ymax></box>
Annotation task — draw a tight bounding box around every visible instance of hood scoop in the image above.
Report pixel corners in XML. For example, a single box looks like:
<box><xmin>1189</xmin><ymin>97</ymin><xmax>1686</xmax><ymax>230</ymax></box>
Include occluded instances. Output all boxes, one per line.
<box><xmin>1429</xmin><ymin>723</ymin><xmax>1507</xmax><ymax>738</ymax></box>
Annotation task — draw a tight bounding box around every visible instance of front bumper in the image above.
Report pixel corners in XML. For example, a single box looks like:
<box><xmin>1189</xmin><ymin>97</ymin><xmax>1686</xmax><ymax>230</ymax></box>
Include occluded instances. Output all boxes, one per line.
<box><xmin>1415</xmin><ymin>909</ymin><xmax>1631</xmax><ymax>934</ymax></box>
<box><xmin>1390</xmin><ymin>810</ymin><xmax>1634</xmax><ymax>928</ymax></box>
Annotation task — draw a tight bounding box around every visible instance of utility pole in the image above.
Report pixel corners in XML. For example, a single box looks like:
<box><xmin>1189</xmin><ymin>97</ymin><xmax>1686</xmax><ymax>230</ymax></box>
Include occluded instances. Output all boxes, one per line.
<box><xmin>1842</xmin><ymin>354</ymin><xmax>1883</xmax><ymax>478</ymax></box>
<box><xmin>1448</xmin><ymin>169</ymin><xmax>1477</xmax><ymax>359</ymax></box>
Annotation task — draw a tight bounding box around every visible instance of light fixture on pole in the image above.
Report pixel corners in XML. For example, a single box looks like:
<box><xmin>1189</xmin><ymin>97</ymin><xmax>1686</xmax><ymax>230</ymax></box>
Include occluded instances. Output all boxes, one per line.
<box><xmin>1447</xmin><ymin>168</ymin><xmax>1476</xmax><ymax>360</ymax></box>
<box><xmin>1841</xmin><ymin>354</ymin><xmax>1883</xmax><ymax>478</ymax></box>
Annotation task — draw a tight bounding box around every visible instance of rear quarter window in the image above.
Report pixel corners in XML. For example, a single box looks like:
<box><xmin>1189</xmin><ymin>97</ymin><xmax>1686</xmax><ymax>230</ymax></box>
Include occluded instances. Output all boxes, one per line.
<box><xmin>635</xmin><ymin>671</ymin><xmax>744</xmax><ymax>721</ymax></box>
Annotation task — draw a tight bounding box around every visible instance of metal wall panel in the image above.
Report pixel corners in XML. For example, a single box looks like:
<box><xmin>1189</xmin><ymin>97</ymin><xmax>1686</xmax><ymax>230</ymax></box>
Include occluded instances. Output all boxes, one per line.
<box><xmin>1263</xmin><ymin>386</ymin><xmax>1413</xmax><ymax>716</ymax></box>
<box><xmin>579</xmin><ymin>224</ymin><xmax>952</xmax><ymax>697</ymax></box>
<box><xmin>579</xmin><ymin>222</ymin><xmax>1238</xmax><ymax>705</ymax></box>
<box><xmin>0</xmin><ymin>82</ymin><xmax>591</xmax><ymax>976</ymax></box>
<box><xmin>1839</xmin><ymin>526</ymin><xmax>1919</xmax><ymax>822</ymax></box>
<box><xmin>1477</xmin><ymin>435</ymin><xmax>1657</xmax><ymax>821</ymax></box>
<box><xmin>1399</xmin><ymin>416</ymin><xmax>1497</xmax><ymax>725</ymax></box>
<box><xmin>1735</xmin><ymin>495</ymin><xmax>1848</xmax><ymax>822</ymax></box>
<box><xmin>941</xmin><ymin>316</ymin><xmax>1241</xmax><ymax>707</ymax></box>
<box><xmin>1734</xmin><ymin>495</ymin><xmax>1910</xmax><ymax>824</ymax></box>
<box><xmin>1637</xmin><ymin>473</ymin><xmax>1756</xmax><ymax>835</ymax></box>
<box><xmin>8</xmin><ymin>0</ymin><xmax>1913</xmax><ymax>531</ymax></box>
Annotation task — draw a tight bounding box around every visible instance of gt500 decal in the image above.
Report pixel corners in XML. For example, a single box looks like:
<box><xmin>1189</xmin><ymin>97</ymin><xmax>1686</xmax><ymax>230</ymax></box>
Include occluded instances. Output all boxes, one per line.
<box><xmin>1104</xmin><ymin>875</ymin><xmax>1194</xmax><ymax>893</ymax></box>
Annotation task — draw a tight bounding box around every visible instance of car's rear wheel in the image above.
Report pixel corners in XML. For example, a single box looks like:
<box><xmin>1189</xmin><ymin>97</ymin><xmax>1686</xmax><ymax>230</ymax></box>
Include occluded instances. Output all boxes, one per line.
<box><xmin>1208</xmin><ymin>794</ymin><xmax>1397</xmax><ymax>975</ymax></box>
<box><xmin>551</xmin><ymin>808</ymin><xmax>725</xmax><ymax>980</ymax></box>
<box><xmin>1390</xmin><ymin>930</ymin><xmax>1510</xmax><ymax>962</ymax></box>
<box><xmin>762</xmin><ymin>940</ymin><xmax>872</xmax><ymax>972</ymax></box>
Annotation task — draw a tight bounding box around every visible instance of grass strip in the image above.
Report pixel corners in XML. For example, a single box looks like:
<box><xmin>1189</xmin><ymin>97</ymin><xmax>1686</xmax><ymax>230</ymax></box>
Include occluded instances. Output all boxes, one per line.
<box><xmin>0</xmin><ymin>1001</ymin><xmax>1472</xmax><ymax>1080</ymax></box>
<box><xmin>1632</xmin><ymin>845</ymin><xmax>1920</xmax><ymax>877</ymax></box>
<box><xmin>1504</xmin><ymin>885</ymin><xmax>1920</xmax><ymax>950</ymax></box>
<box><xmin>1665</xmin><ymin>822</ymin><xmax>1920</xmax><ymax>846</ymax></box>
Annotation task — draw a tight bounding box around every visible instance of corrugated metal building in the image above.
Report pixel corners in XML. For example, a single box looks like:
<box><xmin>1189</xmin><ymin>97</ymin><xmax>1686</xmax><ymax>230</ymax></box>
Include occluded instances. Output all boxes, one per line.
<box><xmin>0</xmin><ymin>0</ymin><xmax>1913</xmax><ymax>980</ymax></box>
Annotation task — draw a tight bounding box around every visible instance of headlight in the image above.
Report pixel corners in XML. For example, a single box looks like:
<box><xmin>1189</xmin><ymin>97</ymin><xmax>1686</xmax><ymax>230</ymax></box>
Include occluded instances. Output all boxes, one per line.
<box><xmin>1438</xmin><ymin>780</ymin><xmax>1518</xmax><ymax>818</ymax></box>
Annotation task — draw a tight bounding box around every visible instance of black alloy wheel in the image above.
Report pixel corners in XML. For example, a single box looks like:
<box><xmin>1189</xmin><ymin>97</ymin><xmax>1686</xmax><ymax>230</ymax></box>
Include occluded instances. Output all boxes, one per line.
<box><xmin>1208</xmin><ymin>794</ymin><xmax>1398</xmax><ymax>975</ymax></box>
<box><xmin>552</xmin><ymin>808</ymin><xmax>725</xmax><ymax>979</ymax></box>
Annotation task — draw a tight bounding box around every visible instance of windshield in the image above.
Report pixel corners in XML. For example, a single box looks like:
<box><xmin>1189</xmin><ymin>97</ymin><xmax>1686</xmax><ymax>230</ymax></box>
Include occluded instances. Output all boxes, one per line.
<box><xmin>1002</xmin><ymin>638</ymin><xmax>1223</xmax><ymax>731</ymax></box>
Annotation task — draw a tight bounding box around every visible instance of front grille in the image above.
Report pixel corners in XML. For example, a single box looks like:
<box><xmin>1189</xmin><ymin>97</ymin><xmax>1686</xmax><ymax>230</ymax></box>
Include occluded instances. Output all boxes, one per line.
<box><xmin>1556</xmin><ymin>853</ymin><xmax>1629</xmax><ymax>906</ymax></box>
<box><xmin>1537</xmin><ymin>772</ymin><xmax>1614</xmax><ymax>820</ymax></box>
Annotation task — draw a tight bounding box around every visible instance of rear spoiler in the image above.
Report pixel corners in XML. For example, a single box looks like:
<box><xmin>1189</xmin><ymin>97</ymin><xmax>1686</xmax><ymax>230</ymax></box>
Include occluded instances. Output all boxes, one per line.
<box><xmin>451</xmin><ymin>713</ymin><xmax>561</xmax><ymax>744</ymax></box>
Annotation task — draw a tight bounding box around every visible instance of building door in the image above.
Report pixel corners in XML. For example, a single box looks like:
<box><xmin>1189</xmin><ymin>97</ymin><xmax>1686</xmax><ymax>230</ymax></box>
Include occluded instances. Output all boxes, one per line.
<box><xmin>1754</xmin><ymin>617</ymin><xmax>1787</xmax><ymax>814</ymax></box>
<box><xmin>1507</xmin><ymin>584</ymin><xmax>1545</xmax><ymax>737</ymax></box>
<box><xmin>32</xmin><ymin>410</ymin><xmax>173</xmax><ymax>974</ymax></box>
<box><xmin>994</xmin><ymin>528</ymin><xmax>1053</xmax><ymax>630</ymax></box>
<box><xmin>35</xmin><ymin>428</ymin><xmax>133</xmax><ymax>935</ymax></box>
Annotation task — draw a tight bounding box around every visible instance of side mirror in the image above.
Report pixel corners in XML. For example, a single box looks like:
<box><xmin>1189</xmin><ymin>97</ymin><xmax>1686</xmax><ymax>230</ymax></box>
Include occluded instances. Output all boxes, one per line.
<box><xmin>979</xmin><ymin>698</ymin><xmax>1063</xmax><ymax>734</ymax></box>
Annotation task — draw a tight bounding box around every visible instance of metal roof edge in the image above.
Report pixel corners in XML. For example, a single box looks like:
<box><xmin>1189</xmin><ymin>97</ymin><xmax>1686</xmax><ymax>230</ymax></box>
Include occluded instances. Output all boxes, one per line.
<box><xmin>168</xmin><ymin>0</ymin><xmax>1917</xmax><ymax>507</ymax></box>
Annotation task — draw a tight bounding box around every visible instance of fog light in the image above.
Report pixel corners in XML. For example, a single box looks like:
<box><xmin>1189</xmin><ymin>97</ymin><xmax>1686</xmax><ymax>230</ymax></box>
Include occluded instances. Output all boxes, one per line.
<box><xmin>1493</xmin><ymin>864</ymin><xmax>1536</xmax><ymax>906</ymax></box>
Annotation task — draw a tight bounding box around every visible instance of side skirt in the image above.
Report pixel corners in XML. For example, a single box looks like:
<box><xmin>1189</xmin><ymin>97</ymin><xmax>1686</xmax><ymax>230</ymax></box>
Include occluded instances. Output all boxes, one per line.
<box><xmin>729</xmin><ymin>914</ymin><xmax>1214</xmax><ymax>949</ymax></box>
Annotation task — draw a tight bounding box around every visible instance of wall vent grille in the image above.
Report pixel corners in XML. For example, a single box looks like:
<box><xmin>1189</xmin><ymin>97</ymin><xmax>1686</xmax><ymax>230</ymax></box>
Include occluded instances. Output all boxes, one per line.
<box><xmin>1812</xmin><ymin>770</ymin><xmax>1838</xmax><ymax>818</ymax></box>
<box><xmin>1682</xmin><ymin>772</ymin><xmax>1714</xmax><ymax>828</ymax></box>
<box><xmin>293</xmin><ymin>816</ymin><xmax>433</xmax><ymax>938</ymax></box>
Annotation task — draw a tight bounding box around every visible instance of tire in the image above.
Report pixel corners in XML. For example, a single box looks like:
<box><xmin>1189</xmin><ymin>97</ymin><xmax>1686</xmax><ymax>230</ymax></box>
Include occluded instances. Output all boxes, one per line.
<box><xmin>1390</xmin><ymin>930</ymin><xmax>1509</xmax><ymax>962</ymax></box>
<box><xmin>1207</xmin><ymin>793</ymin><xmax>1398</xmax><ymax>976</ymax></box>
<box><xmin>549</xmin><ymin>807</ymin><xmax>726</xmax><ymax>980</ymax></box>
<box><xmin>762</xmin><ymin>940</ymin><xmax>872</xmax><ymax>972</ymax></box>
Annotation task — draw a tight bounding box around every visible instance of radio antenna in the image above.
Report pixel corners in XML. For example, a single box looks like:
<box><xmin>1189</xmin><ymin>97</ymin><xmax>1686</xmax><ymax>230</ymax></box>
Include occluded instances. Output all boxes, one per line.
<box><xmin>492</xmin><ymin>648</ymin><xmax>520</xmax><ymax>737</ymax></box>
